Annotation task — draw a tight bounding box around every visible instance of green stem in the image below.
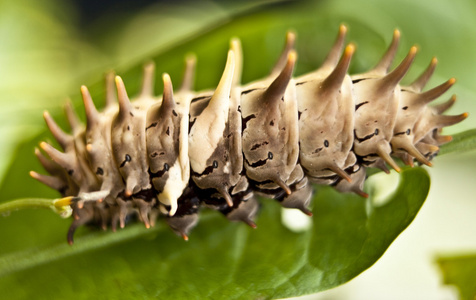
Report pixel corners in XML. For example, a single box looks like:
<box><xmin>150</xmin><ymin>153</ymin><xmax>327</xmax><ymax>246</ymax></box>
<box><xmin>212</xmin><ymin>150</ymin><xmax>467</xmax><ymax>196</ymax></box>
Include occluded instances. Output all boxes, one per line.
<box><xmin>0</xmin><ymin>198</ymin><xmax>72</xmax><ymax>218</ymax></box>
<box><xmin>439</xmin><ymin>129</ymin><xmax>476</xmax><ymax>156</ymax></box>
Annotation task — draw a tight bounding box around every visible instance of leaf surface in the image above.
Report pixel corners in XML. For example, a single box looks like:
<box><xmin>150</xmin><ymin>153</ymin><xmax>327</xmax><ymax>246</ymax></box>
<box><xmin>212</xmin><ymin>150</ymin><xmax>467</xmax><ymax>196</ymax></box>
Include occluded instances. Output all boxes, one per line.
<box><xmin>0</xmin><ymin>168</ymin><xmax>430</xmax><ymax>299</ymax></box>
<box><xmin>437</xmin><ymin>254</ymin><xmax>476</xmax><ymax>300</ymax></box>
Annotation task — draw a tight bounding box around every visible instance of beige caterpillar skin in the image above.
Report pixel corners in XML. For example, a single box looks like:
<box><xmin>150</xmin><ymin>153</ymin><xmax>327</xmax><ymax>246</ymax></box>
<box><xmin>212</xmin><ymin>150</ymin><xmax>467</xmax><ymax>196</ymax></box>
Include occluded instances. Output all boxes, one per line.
<box><xmin>296</xmin><ymin>28</ymin><xmax>356</xmax><ymax>186</ymax></box>
<box><xmin>31</xmin><ymin>25</ymin><xmax>467</xmax><ymax>244</ymax></box>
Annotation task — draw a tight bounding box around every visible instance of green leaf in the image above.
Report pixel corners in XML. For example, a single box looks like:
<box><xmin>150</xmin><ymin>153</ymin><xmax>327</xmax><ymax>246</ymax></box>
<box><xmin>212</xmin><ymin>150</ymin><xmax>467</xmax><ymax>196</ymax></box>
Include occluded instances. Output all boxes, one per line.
<box><xmin>1</xmin><ymin>0</ymin><xmax>475</xmax><ymax>299</ymax></box>
<box><xmin>0</xmin><ymin>167</ymin><xmax>429</xmax><ymax>299</ymax></box>
<box><xmin>439</xmin><ymin>129</ymin><xmax>476</xmax><ymax>156</ymax></box>
<box><xmin>437</xmin><ymin>254</ymin><xmax>476</xmax><ymax>300</ymax></box>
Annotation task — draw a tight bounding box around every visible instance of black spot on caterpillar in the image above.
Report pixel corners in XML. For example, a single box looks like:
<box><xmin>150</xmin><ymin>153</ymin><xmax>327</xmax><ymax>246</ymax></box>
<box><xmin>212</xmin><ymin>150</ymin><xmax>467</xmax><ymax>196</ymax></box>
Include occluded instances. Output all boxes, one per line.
<box><xmin>31</xmin><ymin>25</ymin><xmax>467</xmax><ymax>245</ymax></box>
<box><xmin>355</xmin><ymin>101</ymin><xmax>369</xmax><ymax>111</ymax></box>
<box><xmin>96</xmin><ymin>167</ymin><xmax>104</xmax><ymax>175</ymax></box>
<box><xmin>119</xmin><ymin>154</ymin><xmax>132</xmax><ymax>168</ymax></box>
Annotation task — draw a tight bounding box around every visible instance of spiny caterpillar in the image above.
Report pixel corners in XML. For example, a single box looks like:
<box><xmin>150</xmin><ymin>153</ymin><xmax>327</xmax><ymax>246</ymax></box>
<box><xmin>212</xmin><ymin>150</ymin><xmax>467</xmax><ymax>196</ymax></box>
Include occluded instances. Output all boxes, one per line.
<box><xmin>30</xmin><ymin>26</ymin><xmax>467</xmax><ymax>244</ymax></box>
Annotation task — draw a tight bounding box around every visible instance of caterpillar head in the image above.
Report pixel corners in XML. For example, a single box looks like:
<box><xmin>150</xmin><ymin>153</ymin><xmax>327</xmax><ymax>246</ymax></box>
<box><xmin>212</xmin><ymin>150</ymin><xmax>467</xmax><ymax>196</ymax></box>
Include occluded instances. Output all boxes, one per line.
<box><xmin>40</xmin><ymin>105</ymin><xmax>100</xmax><ymax>194</ymax></box>
<box><xmin>31</xmin><ymin>147</ymin><xmax>79</xmax><ymax>197</ymax></box>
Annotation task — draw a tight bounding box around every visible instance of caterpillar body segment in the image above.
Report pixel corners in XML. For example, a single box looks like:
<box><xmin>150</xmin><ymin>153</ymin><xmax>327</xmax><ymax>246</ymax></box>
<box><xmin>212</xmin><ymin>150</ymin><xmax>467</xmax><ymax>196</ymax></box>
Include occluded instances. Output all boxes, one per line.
<box><xmin>296</xmin><ymin>44</ymin><xmax>356</xmax><ymax>185</ymax></box>
<box><xmin>32</xmin><ymin>26</ymin><xmax>467</xmax><ymax>243</ymax></box>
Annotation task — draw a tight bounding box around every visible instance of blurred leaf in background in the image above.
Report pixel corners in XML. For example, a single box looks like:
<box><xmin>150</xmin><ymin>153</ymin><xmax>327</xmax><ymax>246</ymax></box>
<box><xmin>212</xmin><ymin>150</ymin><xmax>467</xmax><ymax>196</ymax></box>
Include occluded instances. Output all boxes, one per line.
<box><xmin>437</xmin><ymin>254</ymin><xmax>476</xmax><ymax>300</ymax></box>
<box><xmin>0</xmin><ymin>0</ymin><xmax>102</xmax><ymax>183</ymax></box>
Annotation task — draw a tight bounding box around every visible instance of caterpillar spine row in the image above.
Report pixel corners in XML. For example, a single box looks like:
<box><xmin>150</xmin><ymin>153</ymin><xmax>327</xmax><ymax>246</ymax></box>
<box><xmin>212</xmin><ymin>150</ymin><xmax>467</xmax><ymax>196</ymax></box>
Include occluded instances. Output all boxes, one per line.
<box><xmin>31</xmin><ymin>26</ymin><xmax>467</xmax><ymax>244</ymax></box>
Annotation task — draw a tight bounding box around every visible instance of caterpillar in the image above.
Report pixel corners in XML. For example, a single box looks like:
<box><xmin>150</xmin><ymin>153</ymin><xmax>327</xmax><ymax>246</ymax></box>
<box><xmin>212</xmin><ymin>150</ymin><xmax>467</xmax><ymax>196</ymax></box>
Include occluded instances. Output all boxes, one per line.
<box><xmin>30</xmin><ymin>26</ymin><xmax>467</xmax><ymax>244</ymax></box>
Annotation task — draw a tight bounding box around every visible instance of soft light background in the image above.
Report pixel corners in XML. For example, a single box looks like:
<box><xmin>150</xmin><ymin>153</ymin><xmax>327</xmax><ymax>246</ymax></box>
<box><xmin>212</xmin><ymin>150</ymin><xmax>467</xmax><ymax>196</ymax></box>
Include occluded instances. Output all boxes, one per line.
<box><xmin>0</xmin><ymin>0</ymin><xmax>475</xmax><ymax>298</ymax></box>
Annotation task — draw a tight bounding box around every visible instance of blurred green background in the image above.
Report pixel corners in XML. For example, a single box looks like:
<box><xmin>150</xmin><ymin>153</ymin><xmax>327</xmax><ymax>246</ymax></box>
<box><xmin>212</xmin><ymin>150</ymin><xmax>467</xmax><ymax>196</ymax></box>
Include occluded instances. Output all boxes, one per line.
<box><xmin>0</xmin><ymin>0</ymin><xmax>475</xmax><ymax>299</ymax></box>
